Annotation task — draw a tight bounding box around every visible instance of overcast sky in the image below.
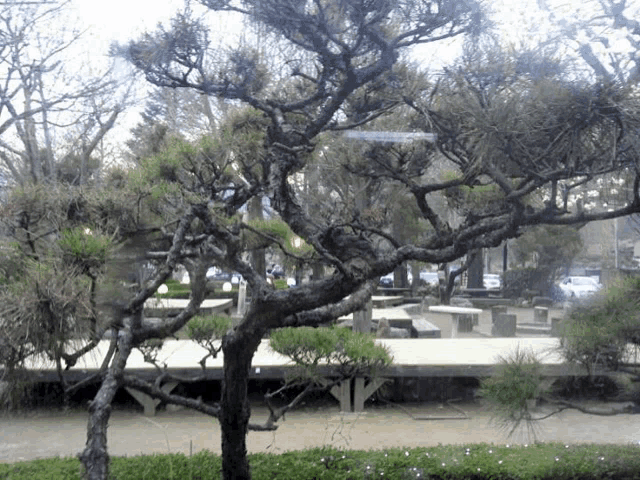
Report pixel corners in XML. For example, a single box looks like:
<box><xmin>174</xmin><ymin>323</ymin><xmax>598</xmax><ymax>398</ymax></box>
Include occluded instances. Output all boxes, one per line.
<box><xmin>68</xmin><ymin>0</ymin><xmax>633</xmax><ymax>73</ymax></box>
<box><xmin>72</xmin><ymin>0</ymin><xmax>184</xmax><ymax>45</ymax></box>
<box><xmin>61</xmin><ymin>0</ymin><xmax>636</xmax><ymax>149</ymax></box>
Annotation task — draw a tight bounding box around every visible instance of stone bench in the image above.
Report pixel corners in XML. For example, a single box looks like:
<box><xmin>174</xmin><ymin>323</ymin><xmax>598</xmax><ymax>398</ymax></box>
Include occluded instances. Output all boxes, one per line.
<box><xmin>428</xmin><ymin>306</ymin><xmax>483</xmax><ymax>337</ymax></box>
<box><xmin>411</xmin><ymin>318</ymin><xmax>441</xmax><ymax>338</ymax></box>
<box><xmin>492</xmin><ymin>313</ymin><xmax>517</xmax><ymax>337</ymax></box>
<box><xmin>376</xmin><ymin>318</ymin><xmax>410</xmax><ymax>338</ymax></box>
<box><xmin>534</xmin><ymin>306</ymin><xmax>549</xmax><ymax>323</ymax></box>
<box><xmin>516</xmin><ymin>323</ymin><xmax>552</xmax><ymax>335</ymax></box>
<box><xmin>469</xmin><ymin>297</ymin><xmax>513</xmax><ymax>308</ymax></box>
<box><xmin>532</xmin><ymin>296</ymin><xmax>553</xmax><ymax>308</ymax></box>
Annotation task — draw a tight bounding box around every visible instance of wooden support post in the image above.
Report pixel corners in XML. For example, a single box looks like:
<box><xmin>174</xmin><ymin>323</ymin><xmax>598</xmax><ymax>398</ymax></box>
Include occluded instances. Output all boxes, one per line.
<box><xmin>318</xmin><ymin>378</ymin><xmax>352</xmax><ymax>412</ymax></box>
<box><xmin>125</xmin><ymin>381</ymin><xmax>179</xmax><ymax>416</ymax></box>
<box><xmin>353</xmin><ymin>377</ymin><xmax>390</xmax><ymax>412</ymax></box>
<box><xmin>338</xmin><ymin>379</ymin><xmax>351</xmax><ymax>412</ymax></box>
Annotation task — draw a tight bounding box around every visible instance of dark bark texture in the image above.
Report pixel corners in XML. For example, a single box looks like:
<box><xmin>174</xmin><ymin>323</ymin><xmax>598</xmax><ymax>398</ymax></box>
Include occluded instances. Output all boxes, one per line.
<box><xmin>219</xmin><ymin>332</ymin><xmax>263</xmax><ymax>480</ymax></box>
<box><xmin>79</xmin><ymin>333</ymin><xmax>133</xmax><ymax>479</ymax></box>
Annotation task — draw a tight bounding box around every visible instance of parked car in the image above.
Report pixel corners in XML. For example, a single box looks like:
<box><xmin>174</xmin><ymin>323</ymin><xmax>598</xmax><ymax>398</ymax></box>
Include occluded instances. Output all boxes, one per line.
<box><xmin>267</xmin><ymin>264</ymin><xmax>285</xmax><ymax>279</ymax></box>
<box><xmin>483</xmin><ymin>273</ymin><xmax>502</xmax><ymax>290</ymax></box>
<box><xmin>557</xmin><ymin>276</ymin><xmax>602</xmax><ymax>299</ymax></box>
<box><xmin>379</xmin><ymin>273</ymin><xmax>394</xmax><ymax>288</ymax></box>
<box><xmin>206</xmin><ymin>268</ymin><xmax>243</xmax><ymax>284</ymax></box>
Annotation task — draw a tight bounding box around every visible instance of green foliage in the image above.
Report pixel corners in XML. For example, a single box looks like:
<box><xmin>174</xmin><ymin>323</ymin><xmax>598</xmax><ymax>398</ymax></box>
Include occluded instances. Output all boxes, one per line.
<box><xmin>0</xmin><ymin>242</ymin><xmax>25</xmax><ymax>284</ymax></box>
<box><xmin>269</xmin><ymin>327</ymin><xmax>392</xmax><ymax>378</ymax></box>
<box><xmin>221</xmin><ymin>107</ymin><xmax>268</xmax><ymax>155</ymax></box>
<box><xmin>244</xmin><ymin>218</ymin><xmax>315</xmax><ymax>257</ymax></box>
<box><xmin>561</xmin><ymin>277</ymin><xmax>640</xmax><ymax>373</ymax></box>
<box><xmin>156</xmin><ymin>278</ymin><xmax>191</xmax><ymax>299</ymax></box>
<box><xmin>131</xmin><ymin>136</ymin><xmax>212</xmax><ymax>211</ymax></box>
<box><xmin>140</xmin><ymin>139</ymin><xmax>188</xmax><ymax>184</ymax></box>
<box><xmin>3</xmin><ymin>444</ymin><xmax>640</xmax><ymax>479</ymax></box>
<box><xmin>0</xmin><ymin>257</ymin><xmax>93</xmax><ymax>350</ymax></box>
<box><xmin>480</xmin><ymin>346</ymin><xmax>548</xmax><ymax>439</ymax></box>
<box><xmin>186</xmin><ymin>315</ymin><xmax>233</xmax><ymax>343</ymax></box>
<box><xmin>0</xmin><ymin>456</ymin><xmax>84</xmax><ymax>479</ymax></box>
<box><xmin>252</xmin><ymin>218</ymin><xmax>290</xmax><ymax>241</ymax></box>
<box><xmin>392</xmin><ymin>195</ymin><xmax>432</xmax><ymax>245</ymax></box>
<box><xmin>511</xmin><ymin>225</ymin><xmax>583</xmax><ymax>278</ymax></box>
<box><xmin>244</xmin><ymin>218</ymin><xmax>292</xmax><ymax>249</ymax></box>
<box><xmin>273</xmin><ymin>278</ymin><xmax>288</xmax><ymax>290</ymax></box>
<box><xmin>441</xmin><ymin>170</ymin><xmax>510</xmax><ymax>212</ymax></box>
<box><xmin>502</xmin><ymin>267</ymin><xmax>552</xmax><ymax>299</ymax></box>
<box><xmin>58</xmin><ymin>227</ymin><xmax>113</xmax><ymax>273</ymax></box>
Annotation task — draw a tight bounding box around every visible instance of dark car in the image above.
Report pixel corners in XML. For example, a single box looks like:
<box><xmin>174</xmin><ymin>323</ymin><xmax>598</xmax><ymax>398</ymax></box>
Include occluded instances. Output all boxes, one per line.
<box><xmin>267</xmin><ymin>264</ymin><xmax>285</xmax><ymax>279</ymax></box>
<box><xmin>206</xmin><ymin>268</ymin><xmax>242</xmax><ymax>284</ymax></box>
<box><xmin>379</xmin><ymin>273</ymin><xmax>394</xmax><ymax>288</ymax></box>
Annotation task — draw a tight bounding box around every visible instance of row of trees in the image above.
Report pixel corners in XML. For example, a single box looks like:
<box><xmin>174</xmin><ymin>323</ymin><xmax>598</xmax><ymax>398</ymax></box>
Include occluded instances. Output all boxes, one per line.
<box><xmin>2</xmin><ymin>1</ymin><xmax>640</xmax><ymax>479</ymax></box>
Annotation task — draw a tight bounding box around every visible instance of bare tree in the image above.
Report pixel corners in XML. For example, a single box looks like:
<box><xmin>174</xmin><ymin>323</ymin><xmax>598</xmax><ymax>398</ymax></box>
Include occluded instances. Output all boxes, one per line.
<box><xmin>0</xmin><ymin>0</ymin><xmax>127</xmax><ymax>186</ymax></box>
<box><xmin>532</xmin><ymin>0</ymin><xmax>640</xmax><ymax>83</ymax></box>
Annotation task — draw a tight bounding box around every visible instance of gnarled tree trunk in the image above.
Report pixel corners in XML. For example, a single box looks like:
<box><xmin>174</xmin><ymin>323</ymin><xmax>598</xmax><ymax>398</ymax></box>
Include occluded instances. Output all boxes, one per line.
<box><xmin>220</xmin><ymin>331</ymin><xmax>262</xmax><ymax>480</ymax></box>
<box><xmin>79</xmin><ymin>332</ymin><xmax>133</xmax><ymax>480</ymax></box>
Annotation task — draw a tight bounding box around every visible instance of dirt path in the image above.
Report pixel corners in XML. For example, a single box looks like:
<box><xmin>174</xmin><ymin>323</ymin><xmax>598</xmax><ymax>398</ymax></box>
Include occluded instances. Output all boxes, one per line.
<box><xmin>2</xmin><ymin>401</ymin><xmax>639</xmax><ymax>463</ymax></box>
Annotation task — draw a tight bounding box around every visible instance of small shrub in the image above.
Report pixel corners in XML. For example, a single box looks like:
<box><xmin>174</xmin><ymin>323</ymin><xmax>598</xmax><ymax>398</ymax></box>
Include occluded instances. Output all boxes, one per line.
<box><xmin>157</xmin><ymin>278</ymin><xmax>191</xmax><ymax>299</ymax></box>
<box><xmin>561</xmin><ymin>276</ymin><xmax>640</xmax><ymax>374</ymax></box>
<box><xmin>269</xmin><ymin>326</ymin><xmax>393</xmax><ymax>383</ymax></box>
<box><xmin>479</xmin><ymin>346</ymin><xmax>548</xmax><ymax>440</ymax></box>
<box><xmin>186</xmin><ymin>315</ymin><xmax>233</xmax><ymax>343</ymax></box>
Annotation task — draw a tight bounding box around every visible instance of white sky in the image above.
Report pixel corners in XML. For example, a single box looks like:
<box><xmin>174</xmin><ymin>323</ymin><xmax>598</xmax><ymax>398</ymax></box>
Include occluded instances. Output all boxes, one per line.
<box><xmin>59</xmin><ymin>0</ymin><xmax>638</xmax><ymax>150</ymax></box>
<box><xmin>71</xmin><ymin>0</ymin><xmax>185</xmax><ymax>46</ymax></box>
<box><xmin>71</xmin><ymin>0</ymin><xmax>244</xmax><ymax>53</ymax></box>
<box><xmin>68</xmin><ymin>0</ymin><xmax>639</xmax><ymax>67</ymax></box>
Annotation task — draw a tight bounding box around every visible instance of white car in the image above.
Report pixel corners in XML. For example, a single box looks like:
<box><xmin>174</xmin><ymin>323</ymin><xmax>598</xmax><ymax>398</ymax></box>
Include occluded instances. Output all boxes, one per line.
<box><xmin>483</xmin><ymin>274</ymin><xmax>501</xmax><ymax>290</ymax></box>
<box><xmin>558</xmin><ymin>276</ymin><xmax>602</xmax><ymax>299</ymax></box>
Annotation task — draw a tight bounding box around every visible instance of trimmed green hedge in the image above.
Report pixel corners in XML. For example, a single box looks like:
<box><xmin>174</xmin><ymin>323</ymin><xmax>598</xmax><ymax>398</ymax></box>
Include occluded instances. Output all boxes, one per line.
<box><xmin>2</xmin><ymin>444</ymin><xmax>639</xmax><ymax>479</ymax></box>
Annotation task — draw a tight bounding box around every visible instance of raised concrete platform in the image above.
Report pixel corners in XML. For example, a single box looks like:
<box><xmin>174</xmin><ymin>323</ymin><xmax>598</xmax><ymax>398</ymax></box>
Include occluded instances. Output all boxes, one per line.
<box><xmin>18</xmin><ymin>337</ymin><xmax>607</xmax><ymax>415</ymax></box>
<box><xmin>411</xmin><ymin>319</ymin><xmax>441</xmax><ymax>338</ymax></box>
<box><xmin>23</xmin><ymin>337</ymin><xmax>593</xmax><ymax>382</ymax></box>
<box><xmin>144</xmin><ymin>298</ymin><xmax>233</xmax><ymax>317</ymax></box>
